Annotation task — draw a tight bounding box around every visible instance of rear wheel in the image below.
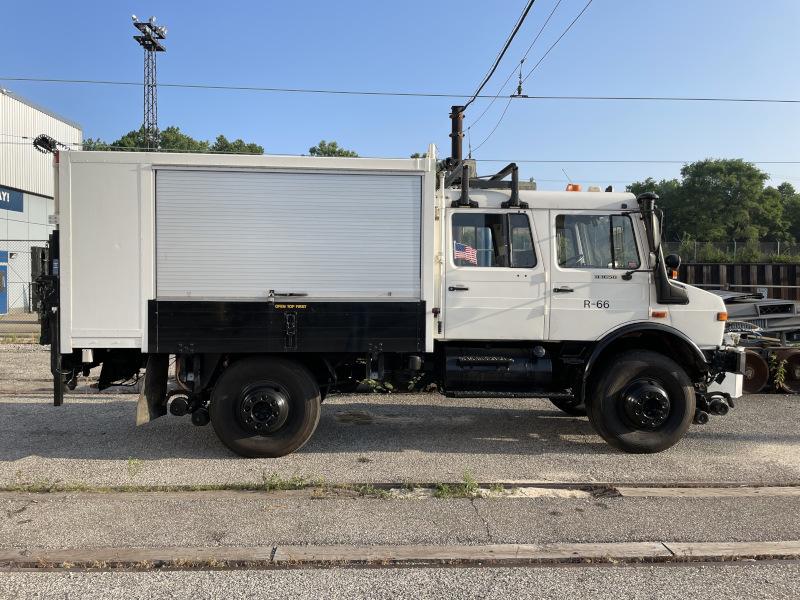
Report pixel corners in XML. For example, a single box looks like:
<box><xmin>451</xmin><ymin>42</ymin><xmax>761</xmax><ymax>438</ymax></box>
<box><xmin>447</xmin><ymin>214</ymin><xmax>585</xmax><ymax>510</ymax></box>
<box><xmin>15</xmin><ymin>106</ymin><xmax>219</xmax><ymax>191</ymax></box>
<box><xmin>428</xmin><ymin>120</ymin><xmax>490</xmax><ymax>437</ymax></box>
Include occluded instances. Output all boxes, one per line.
<box><xmin>587</xmin><ymin>350</ymin><xmax>695</xmax><ymax>453</ymax></box>
<box><xmin>210</xmin><ymin>357</ymin><xmax>321</xmax><ymax>458</ymax></box>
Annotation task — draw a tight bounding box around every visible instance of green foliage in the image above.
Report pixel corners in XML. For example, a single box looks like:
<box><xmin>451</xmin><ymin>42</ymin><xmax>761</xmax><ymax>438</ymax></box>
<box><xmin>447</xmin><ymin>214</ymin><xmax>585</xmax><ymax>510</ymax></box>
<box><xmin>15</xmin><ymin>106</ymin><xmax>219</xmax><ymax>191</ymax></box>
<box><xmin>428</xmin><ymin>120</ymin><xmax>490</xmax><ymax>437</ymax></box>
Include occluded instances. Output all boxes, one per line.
<box><xmin>736</xmin><ymin>240</ymin><xmax>762</xmax><ymax>263</ymax></box>
<box><xmin>360</xmin><ymin>378</ymin><xmax>394</xmax><ymax>393</ymax></box>
<box><xmin>433</xmin><ymin>471</ymin><xmax>480</xmax><ymax>499</ymax></box>
<box><xmin>694</xmin><ymin>243</ymin><xmax>729</xmax><ymax>263</ymax></box>
<box><xmin>309</xmin><ymin>140</ymin><xmax>358</xmax><ymax>157</ymax></box>
<box><xmin>82</xmin><ymin>126</ymin><xmax>262</xmax><ymax>154</ymax></box>
<box><xmin>628</xmin><ymin>159</ymin><xmax>799</xmax><ymax>247</ymax></box>
<box><xmin>410</xmin><ymin>152</ymin><xmax>428</xmax><ymax>158</ymax></box>
<box><xmin>211</xmin><ymin>134</ymin><xmax>264</xmax><ymax>154</ymax></box>
<box><xmin>769</xmin><ymin>353</ymin><xmax>787</xmax><ymax>391</ymax></box>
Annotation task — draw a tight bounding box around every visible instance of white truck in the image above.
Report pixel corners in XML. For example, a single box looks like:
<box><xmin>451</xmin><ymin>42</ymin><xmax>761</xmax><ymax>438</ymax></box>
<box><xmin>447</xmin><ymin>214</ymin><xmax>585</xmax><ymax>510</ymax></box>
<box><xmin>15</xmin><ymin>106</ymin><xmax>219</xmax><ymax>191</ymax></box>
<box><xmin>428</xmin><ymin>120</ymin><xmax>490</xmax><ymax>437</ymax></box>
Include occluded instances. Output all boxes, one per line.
<box><xmin>35</xmin><ymin>132</ymin><xmax>744</xmax><ymax>457</ymax></box>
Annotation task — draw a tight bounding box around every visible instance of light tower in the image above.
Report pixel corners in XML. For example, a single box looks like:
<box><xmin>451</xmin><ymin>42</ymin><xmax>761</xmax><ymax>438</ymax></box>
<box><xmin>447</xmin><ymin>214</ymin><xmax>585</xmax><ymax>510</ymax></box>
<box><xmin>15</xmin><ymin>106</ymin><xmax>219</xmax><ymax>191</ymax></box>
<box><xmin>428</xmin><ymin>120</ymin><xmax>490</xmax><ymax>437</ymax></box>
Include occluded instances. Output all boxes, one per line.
<box><xmin>132</xmin><ymin>15</ymin><xmax>167</xmax><ymax>149</ymax></box>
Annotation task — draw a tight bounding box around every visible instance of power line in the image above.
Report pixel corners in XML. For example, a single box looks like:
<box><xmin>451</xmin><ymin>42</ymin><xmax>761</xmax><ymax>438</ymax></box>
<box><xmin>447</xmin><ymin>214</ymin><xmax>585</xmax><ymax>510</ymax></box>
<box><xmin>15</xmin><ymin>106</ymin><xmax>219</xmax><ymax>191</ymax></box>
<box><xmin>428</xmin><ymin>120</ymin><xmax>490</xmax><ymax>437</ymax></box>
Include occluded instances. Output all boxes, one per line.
<box><xmin>472</xmin><ymin>97</ymin><xmax>514</xmax><ymax>153</ymax></box>
<box><xmin>521</xmin><ymin>0</ymin><xmax>594</xmax><ymax>84</ymax></box>
<box><xmin>470</xmin><ymin>0</ymin><xmax>595</xmax><ymax>153</ymax></box>
<box><xmin>464</xmin><ymin>0</ymin><xmax>538</xmax><ymax>110</ymax></box>
<box><xmin>469</xmin><ymin>0</ymin><xmax>565</xmax><ymax>131</ymax></box>
<box><xmin>2</xmin><ymin>76</ymin><xmax>799</xmax><ymax>104</ymax></box>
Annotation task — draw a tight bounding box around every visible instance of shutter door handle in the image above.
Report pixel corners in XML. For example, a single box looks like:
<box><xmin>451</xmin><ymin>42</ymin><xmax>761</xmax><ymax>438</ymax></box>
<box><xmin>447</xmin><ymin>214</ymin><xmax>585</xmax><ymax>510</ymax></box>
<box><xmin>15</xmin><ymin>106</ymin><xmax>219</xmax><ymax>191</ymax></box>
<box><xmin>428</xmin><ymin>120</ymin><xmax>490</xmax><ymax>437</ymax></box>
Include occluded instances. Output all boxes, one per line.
<box><xmin>448</xmin><ymin>286</ymin><xmax>469</xmax><ymax>291</ymax></box>
<box><xmin>553</xmin><ymin>286</ymin><xmax>574</xmax><ymax>293</ymax></box>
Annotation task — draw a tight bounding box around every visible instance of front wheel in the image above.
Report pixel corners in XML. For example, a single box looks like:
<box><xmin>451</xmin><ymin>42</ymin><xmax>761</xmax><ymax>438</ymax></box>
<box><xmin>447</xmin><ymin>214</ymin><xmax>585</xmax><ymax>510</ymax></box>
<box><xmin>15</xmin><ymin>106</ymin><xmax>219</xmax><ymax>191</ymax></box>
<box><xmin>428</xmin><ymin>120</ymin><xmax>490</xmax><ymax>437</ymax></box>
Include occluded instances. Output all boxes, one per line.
<box><xmin>587</xmin><ymin>350</ymin><xmax>695</xmax><ymax>453</ymax></box>
<box><xmin>210</xmin><ymin>357</ymin><xmax>321</xmax><ymax>458</ymax></box>
<box><xmin>548</xmin><ymin>397</ymin><xmax>586</xmax><ymax>416</ymax></box>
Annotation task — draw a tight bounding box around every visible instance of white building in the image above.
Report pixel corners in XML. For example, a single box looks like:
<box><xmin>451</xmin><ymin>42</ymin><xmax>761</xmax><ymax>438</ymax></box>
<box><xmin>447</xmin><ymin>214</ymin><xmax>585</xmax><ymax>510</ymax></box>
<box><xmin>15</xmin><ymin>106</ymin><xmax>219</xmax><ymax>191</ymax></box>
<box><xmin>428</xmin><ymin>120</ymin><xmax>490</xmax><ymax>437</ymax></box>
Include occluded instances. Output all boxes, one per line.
<box><xmin>0</xmin><ymin>89</ymin><xmax>82</xmax><ymax>313</ymax></box>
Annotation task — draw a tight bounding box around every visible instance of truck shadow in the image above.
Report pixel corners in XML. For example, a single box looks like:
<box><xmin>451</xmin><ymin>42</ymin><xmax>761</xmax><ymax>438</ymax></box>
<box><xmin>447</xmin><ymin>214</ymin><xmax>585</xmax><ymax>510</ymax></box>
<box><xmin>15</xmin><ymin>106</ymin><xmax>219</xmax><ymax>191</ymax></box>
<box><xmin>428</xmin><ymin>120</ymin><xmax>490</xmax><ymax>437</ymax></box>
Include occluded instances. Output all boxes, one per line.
<box><xmin>0</xmin><ymin>397</ymin><xmax>616</xmax><ymax>461</ymax></box>
<box><xmin>1</xmin><ymin>396</ymin><xmax>796</xmax><ymax>463</ymax></box>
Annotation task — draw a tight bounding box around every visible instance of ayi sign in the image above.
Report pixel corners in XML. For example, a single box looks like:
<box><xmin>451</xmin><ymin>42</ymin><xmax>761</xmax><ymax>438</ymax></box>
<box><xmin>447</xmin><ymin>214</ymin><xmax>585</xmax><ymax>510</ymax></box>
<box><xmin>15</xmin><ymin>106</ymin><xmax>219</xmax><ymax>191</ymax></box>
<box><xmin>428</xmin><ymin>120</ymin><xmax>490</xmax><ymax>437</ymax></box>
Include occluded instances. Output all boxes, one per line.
<box><xmin>0</xmin><ymin>187</ymin><xmax>24</xmax><ymax>213</ymax></box>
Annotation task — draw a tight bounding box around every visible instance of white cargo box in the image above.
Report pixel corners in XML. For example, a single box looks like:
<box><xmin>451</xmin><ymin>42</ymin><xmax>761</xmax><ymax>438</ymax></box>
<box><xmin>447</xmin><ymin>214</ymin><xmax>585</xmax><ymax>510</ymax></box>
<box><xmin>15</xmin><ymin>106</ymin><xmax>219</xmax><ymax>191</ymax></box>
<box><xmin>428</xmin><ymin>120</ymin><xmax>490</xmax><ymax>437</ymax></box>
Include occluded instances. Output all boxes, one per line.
<box><xmin>57</xmin><ymin>151</ymin><xmax>436</xmax><ymax>352</ymax></box>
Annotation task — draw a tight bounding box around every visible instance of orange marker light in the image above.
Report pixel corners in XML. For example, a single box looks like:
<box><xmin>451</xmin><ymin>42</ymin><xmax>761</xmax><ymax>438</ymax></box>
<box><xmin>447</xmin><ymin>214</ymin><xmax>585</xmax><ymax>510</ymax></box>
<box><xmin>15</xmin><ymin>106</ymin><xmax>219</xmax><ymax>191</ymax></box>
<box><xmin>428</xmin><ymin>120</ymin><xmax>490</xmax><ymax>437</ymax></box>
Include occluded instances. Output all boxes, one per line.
<box><xmin>717</xmin><ymin>312</ymin><xmax>728</xmax><ymax>321</ymax></box>
<box><xmin>651</xmin><ymin>310</ymin><xmax>668</xmax><ymax>319</ymax></box>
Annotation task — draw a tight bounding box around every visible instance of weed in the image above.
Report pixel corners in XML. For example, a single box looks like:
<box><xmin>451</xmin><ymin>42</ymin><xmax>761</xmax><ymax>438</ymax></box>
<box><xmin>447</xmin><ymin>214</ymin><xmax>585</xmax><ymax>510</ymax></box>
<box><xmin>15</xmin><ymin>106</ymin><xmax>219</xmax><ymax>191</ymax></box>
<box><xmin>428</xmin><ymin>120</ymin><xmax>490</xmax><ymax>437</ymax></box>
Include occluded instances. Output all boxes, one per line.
<box><xmin>355</xmin><ymin>484</ymin><xmax>391</xmax><ymax>499</ymax></box>
<box><xmin>126</xmin><ymin>458</ymin><xmax>143</xmax><ymax>478</ymax></box>
<box><xmin>434</xmin><ymin>471</ymin><xmax>480</xmax><ymax>499</ymax></box>
<box><xmin>258</xmin><ymin>472</ymin><xmax>318</xmax><ymax>491</ymax></box>
<box><xmin>433</xmin><ymin>483</ymin><xmax>454</xmax><ymax>499</ymax></box>
<box><xmin>360</xmin><ymin>378</ymin><xmax>394</xmax><ymax>393</ymax></box>
<box><xmin>771</xmin><ymin>354</ymin><xmax>788</xmax><ymax>391</ymax></box>
<box><xmin>489</xmin><ymin>483</ymin><xmax>505</xmax><ymax>494</ymax></box>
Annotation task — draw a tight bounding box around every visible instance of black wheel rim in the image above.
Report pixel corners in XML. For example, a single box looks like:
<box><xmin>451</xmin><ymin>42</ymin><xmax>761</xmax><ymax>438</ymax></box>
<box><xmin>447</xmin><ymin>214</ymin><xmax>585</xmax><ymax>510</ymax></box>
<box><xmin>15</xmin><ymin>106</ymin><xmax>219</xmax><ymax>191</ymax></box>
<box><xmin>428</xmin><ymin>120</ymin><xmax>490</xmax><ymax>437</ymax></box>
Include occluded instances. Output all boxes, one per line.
<box><xmin>619</xmin><ymin>378</ymin><xmax>671</xmax><ymax>430</ymax></box>
<box><xmin>238</xmin><ymin>382</ymin><xmax>290</xmax><ymax>435</ymax></box>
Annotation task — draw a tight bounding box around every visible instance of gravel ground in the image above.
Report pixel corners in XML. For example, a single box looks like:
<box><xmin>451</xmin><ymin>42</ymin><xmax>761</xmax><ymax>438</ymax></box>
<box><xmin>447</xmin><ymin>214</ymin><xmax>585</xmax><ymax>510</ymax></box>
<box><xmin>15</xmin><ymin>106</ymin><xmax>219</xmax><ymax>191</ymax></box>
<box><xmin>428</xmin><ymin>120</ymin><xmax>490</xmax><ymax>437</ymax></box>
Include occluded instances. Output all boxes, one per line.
<box><xmin>1</xmin><ymin>563</ymin><xmax>799</xmax><ymax>600</ymax></box>
<box><xmin>1</xmin><ymin>491</ymin><xmax>799</xmax><ymax>550</ymax></box>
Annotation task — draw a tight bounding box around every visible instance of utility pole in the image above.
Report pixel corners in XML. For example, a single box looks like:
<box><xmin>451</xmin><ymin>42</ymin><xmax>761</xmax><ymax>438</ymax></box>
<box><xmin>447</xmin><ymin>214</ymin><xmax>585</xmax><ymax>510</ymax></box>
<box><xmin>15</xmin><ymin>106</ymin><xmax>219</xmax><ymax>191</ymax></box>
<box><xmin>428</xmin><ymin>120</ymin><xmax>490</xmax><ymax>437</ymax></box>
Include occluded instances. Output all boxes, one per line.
<box><xmin>132</xmin><ymin>15</ymin><xmax>167</xmax><ymax>150</ymax></box>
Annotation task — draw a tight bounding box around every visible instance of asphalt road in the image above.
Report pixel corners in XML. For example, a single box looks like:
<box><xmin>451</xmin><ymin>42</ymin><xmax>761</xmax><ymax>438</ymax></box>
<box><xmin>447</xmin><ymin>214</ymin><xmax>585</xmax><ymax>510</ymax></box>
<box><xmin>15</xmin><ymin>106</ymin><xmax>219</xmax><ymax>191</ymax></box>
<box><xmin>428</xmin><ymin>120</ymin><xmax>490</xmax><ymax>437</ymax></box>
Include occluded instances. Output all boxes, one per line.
<box><xmin>2</xmin><ymin>563</ymin><xmax>799</xmax><ymax>600</ymax></box>
<box><xmin>0</xmin><ymin>387</ymin><xmax>798</xmax><ymax>487</ymax></box>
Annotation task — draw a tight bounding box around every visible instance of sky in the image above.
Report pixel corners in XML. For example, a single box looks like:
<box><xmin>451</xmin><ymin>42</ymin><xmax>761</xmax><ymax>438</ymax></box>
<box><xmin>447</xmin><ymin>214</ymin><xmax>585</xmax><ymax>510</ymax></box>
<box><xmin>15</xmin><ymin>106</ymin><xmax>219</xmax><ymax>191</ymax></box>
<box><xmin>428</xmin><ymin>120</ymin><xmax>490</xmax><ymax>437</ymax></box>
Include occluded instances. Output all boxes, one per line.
<box><xmin>2</xmin><ymin>0</ymin><xmax>799</xmax><ymax>190</ymax></box>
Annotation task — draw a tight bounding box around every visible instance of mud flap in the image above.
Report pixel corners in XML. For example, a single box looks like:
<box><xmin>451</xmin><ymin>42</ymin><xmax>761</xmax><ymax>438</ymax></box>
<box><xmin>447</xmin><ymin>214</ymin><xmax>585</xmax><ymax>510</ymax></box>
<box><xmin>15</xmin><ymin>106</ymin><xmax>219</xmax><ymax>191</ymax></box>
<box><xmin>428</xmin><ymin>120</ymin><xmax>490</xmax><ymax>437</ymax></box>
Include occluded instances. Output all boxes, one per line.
<box><xmin>136</xmin><ymin>354</ymin><xmax>169</xmax><ymax>425</ymax></box>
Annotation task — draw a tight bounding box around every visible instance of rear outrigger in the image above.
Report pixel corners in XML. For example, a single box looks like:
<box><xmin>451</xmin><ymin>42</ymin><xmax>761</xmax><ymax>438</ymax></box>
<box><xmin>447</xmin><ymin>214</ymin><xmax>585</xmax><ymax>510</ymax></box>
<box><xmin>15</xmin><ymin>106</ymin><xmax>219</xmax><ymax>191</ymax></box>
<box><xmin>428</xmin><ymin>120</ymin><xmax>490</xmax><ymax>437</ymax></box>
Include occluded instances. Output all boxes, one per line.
<box><xmin>35</xmin><ymin>111</ymin><xmax>744</xmax><ymax>457</ymax></box>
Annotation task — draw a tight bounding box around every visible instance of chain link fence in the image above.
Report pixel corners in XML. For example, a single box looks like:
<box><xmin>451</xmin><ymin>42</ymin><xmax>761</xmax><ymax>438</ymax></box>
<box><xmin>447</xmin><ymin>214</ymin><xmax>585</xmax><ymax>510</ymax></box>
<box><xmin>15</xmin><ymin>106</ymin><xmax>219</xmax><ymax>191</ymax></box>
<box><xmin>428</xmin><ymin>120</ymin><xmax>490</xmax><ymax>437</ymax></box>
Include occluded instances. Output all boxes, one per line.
<box><xmin>0</xmin><ymin>240</ymin><xmax>47</xmax><ymax>340</ymax></box>
<box><xmin>663</xmin><ymin>241</ymin><xmax>800</xmax><ymax>263</ymax></box>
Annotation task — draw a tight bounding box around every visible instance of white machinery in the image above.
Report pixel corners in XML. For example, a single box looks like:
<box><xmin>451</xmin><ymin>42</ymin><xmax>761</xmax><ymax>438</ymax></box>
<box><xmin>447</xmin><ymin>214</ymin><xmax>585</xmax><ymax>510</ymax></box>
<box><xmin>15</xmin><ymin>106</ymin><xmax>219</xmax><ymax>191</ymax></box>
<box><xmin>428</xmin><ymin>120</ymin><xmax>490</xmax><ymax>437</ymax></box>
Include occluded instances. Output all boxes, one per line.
<box><xmin>36</xmin><ymin>135</ymin><xmax>744</xmax><ymax>457</ymax></box>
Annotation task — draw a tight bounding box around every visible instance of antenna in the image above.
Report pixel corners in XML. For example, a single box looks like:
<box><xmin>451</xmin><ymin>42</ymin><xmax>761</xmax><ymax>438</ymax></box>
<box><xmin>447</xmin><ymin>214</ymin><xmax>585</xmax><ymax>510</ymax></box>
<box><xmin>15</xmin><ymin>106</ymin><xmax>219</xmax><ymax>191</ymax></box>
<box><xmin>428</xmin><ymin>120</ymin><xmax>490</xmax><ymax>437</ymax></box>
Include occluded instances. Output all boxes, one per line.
<box><xmin>132</xmin><ymin>15</ymin><xmax>168</xmax><ymax>150</ymax></box>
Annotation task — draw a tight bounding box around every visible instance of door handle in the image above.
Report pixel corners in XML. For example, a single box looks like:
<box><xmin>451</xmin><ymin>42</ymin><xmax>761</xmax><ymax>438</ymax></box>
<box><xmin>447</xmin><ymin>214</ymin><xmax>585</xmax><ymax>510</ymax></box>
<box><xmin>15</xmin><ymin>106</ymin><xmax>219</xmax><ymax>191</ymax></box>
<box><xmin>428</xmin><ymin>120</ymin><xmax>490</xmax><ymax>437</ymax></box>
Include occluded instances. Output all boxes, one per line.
<box><xmin>448</xmin><ymin>286</ymin><xmax>469</xmax><ymax>291</ymax></box>
<box><xmin>553</xmin><ymin>286</ymin><xmax>574</xmax><ymax>293</ymax></box>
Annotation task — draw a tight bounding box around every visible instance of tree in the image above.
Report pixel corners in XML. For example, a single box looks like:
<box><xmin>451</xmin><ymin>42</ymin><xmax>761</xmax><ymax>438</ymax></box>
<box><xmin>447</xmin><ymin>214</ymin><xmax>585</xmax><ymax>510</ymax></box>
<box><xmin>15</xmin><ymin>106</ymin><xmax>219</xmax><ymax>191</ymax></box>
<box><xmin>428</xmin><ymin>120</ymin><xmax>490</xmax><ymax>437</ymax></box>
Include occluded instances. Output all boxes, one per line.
<box><xmin>211</xmin><ymin>134</ymin><xmax>264</xmax><ymax>154</ymax></box>
<box><xmin>410</xmin><ymin>152</ymin><xmax>428</xmax><ymax>158</ymax></box>
<box><xmin>628</xmin><ymin>159</ymin><xmax>792</xmax><ymax>243</ymax></box>
<box><xmin>82</xmin><ymin>126</ymin><xmax>262</xmax><ymax>154</ymax></box>
<box><xmin>778</xmin><ymin>183</ymin><xmax>800</xmax><ymax>241</ymax></box>
<box><xmin>308</xmin><ymin>140</ymin><xmax>358</xmax><ymax>157</ymax></box>
<box><xmin>627</xmin><ymin>177</ymin><xmax>684</xmax><ymax>241</ymax></box>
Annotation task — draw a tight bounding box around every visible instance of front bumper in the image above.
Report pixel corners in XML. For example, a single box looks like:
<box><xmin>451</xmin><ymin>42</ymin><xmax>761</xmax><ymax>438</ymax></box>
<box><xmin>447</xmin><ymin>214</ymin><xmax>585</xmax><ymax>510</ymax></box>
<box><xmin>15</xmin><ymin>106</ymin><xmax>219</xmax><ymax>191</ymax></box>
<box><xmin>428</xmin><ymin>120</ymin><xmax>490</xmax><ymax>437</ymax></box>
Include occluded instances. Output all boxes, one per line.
<box><xmin>705</xmin><ymin>346</ymin><xmax>746</xmax><ymax>399</ymax></box>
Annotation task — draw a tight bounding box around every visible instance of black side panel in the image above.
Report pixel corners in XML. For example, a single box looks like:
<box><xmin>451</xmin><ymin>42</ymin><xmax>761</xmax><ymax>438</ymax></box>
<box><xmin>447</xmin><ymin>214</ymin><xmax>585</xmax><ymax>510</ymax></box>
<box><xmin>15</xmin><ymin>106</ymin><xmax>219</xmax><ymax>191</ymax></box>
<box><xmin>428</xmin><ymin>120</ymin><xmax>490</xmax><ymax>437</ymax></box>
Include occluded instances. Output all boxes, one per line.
<box><xmin>148</xmin><ymin>300</ymin><xmax>425</xmax><ymax>354</ymax></box>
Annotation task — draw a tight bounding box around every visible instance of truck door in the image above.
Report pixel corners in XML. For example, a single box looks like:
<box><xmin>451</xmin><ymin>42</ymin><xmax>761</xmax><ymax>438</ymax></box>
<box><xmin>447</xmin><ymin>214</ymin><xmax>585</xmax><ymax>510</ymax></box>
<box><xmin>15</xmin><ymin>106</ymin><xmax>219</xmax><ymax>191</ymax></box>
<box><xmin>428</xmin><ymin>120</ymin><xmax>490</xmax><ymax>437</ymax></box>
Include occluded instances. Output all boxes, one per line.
<box><xmin>548</xmin><ymin>210</ymin><xmax>650</xmax><ymax>340</ymax></box>
<box><xmin>444</xmin><ymin>209</ymin><xmax>546</xmax><ymax>340</ymax></box>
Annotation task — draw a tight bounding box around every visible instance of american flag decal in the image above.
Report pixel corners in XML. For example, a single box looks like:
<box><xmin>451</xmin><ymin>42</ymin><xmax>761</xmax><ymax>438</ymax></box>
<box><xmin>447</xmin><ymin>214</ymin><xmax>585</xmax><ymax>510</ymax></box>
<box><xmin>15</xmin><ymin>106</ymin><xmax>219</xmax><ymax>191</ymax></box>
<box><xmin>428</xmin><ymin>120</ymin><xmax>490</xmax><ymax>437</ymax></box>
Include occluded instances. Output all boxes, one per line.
<box><xmin>454</xmin><ymin>241</ymin><xmax>478</xmax><ymax>265</ymax></box>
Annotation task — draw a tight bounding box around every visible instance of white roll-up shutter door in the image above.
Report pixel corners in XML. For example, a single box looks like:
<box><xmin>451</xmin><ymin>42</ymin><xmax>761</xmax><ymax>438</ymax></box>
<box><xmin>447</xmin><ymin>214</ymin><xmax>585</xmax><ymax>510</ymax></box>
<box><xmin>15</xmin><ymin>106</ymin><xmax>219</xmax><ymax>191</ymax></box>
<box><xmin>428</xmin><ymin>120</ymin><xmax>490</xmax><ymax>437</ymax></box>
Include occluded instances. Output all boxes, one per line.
<box><xmin>155</xmin><ymin>169</ymin><xmax>421</xmax><ymax>299</ymax></box>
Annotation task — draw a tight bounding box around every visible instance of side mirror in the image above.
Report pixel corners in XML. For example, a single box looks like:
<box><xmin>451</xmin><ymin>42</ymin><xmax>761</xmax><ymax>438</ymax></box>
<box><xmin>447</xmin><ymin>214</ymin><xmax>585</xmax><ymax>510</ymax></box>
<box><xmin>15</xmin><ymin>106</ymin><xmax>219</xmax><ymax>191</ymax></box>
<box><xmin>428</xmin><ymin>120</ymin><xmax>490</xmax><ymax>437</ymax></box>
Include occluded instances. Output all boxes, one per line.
<box><xmin>665</xmin><ymin>254</ymin><xmax>681</xmax><ymax>279</ymax></box>
<box><xmin>665</xmin><ymin>254</ymin><xmax>681</xmax><ymax>269</ymax></box>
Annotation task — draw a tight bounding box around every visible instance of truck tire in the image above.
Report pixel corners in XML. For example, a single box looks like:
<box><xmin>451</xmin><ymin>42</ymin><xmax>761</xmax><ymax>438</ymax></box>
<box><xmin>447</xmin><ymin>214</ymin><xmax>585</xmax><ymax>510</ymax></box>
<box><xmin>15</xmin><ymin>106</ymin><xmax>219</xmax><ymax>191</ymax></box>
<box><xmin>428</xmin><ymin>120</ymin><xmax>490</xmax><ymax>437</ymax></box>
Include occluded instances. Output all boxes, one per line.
<box><xmin>548</xmin><ymin>397</ymin><xmax>587</xmax><ymax>416</ymax></box>
<box><xmin>586</xmin><ymin>350</ymin><xmax>695</xmax><ymax>453</ymax></box>
<box><xmin>210</xmin><ymin>357</ymin><xmax>321</xmax><ymax>458</ymax></box>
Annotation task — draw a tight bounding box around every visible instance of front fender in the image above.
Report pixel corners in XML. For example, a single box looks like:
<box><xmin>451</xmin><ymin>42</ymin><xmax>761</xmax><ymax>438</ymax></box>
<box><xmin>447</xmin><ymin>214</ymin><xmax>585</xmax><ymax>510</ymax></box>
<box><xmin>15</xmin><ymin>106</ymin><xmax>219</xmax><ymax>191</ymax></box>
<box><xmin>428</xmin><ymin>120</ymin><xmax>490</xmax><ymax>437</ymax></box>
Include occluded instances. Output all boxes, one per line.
<box><xmin>582</xmin><ymin>322</ymin><xmax>709</xmax><ymax>392</ymax></box>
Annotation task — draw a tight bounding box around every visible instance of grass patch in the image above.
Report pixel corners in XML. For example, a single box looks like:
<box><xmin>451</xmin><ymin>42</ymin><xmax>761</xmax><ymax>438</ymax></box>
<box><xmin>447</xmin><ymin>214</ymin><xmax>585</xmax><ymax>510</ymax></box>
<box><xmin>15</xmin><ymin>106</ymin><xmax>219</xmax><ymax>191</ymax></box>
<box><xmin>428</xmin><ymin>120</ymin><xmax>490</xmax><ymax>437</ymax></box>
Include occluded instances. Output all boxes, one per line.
<box><xmin>127</xmin><ymin>458</ymin><xmax>143</xmax><ymax>478</ymax></box>
<box><xmin>259</xmin><ymin>472</ymin><xmax>320</xmax><ymax>491</ymax></box>
<box><xmin>433</xmin><ymin>471</ymin><xmax>480</xmax><ymax>499</ymax></box>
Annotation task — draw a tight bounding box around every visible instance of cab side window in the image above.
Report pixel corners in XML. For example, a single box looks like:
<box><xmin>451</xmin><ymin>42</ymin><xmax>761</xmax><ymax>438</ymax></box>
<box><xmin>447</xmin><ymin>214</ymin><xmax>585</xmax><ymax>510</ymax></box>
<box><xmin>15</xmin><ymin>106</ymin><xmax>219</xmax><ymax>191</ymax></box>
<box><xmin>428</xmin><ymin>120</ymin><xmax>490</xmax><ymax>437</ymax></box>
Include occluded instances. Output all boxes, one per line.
<box><xmin>509</xmin><ymin>213</ymin><xmax>536</xmax><ymax>268</ymax></box>
<box><xmin>452</xmin><ymin>213</ymin><xmax>536</xmax><ymax>268</ymax></box>
<box><xmin>556</xmin><ymin>214</ymin><xmax>640</xmax><ymax>269</ymax></box>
